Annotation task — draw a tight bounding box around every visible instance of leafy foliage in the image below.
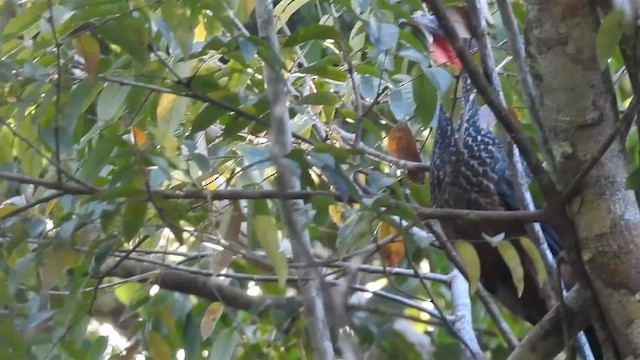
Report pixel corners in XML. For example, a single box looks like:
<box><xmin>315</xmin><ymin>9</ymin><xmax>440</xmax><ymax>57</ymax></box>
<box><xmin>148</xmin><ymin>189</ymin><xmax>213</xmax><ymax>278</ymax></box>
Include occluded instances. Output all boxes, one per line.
<box><xmin>0</xmin><ymin>0</ymin><xmax>635</xmax><ymax>359</ymax></box>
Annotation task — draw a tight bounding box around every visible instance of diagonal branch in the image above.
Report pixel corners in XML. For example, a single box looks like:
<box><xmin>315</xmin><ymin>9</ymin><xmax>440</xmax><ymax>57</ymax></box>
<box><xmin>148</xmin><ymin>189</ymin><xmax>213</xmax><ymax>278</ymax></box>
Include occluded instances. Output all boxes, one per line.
<box><xmin>100</xmin><ymin>259</ymin><xmax>298</xmax><ymax>311</ymax></box>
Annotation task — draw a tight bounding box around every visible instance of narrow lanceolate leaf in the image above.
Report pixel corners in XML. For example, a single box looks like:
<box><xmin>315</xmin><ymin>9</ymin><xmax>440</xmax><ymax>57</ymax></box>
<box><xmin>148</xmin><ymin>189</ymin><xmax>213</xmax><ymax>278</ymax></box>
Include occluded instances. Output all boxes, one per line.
<box><xmin>284</xmin><ymin>24</ymin><xmax>342</xmax><ymax>47</ymax></box>
<box><xmin>497</xmin><ymin>241</ymin><xmax>525</xmax><ymax>297</ymax></box>
<box><xmin>148</xmin><ymin>332</ymin><xmax>171</xmax><ymax>360</ymax></box>
<box><xmin>519</xmin><ymin>237</ymin><xmax>548</xmax><ymax>287</ymax></box>
<box><xmin>72</xmin><ymin>34</ymin><xmax>101</xmax><ymax>77</ymax></box>
<box><xmin>596</xmin><ymin>9</ymin><xmax>624</xmax><ymax>70</ymax></box>
<box><xmin>454</xmin><ymin>240</ymin><xmax>480</xmax><ymax>293</ymax></box>
<box><xmin>252</xmin><ymin>215</ymin><xmax>288</xmax><ymax>288</ymax></box>
<box><xmin>378</xmin><ymin>222</ymin><xmax>405</xmax><ymax>268</ymax></box>
<box><xmin>200</xmin><ymin>302</ymin><xmax>224</xmax><ymax>340</ymax></box>
<box><xmin>122</xmin><ymin>200</ymin><xmax>148</xmax><ymax>240</ymax></box>
<box><xmin>274</xmin><ymin>0</ymin><xmax>311</xmax><ymax>31</ymax></box>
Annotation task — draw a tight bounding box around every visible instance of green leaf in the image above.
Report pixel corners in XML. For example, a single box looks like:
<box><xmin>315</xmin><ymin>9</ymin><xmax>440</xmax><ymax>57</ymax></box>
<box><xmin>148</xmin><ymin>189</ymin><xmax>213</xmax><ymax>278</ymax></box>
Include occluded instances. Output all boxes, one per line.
<box><xmin>60</xmin><ymin>79</ymin><xmax>102</xmax><ymax>138</ymax></box>
<box><xmin>298</xmin><ymin>91</ymin><xmax>339</xmax><ymax>106</ymax></box>
<box><xmin>626</xmin><ymin>165</ymin><xmax>640</xmax><ymax>189</ymax></box>
<box><xmin>596</xmin><ymin>9</ymin><xmax>624</xmax><ymax>70</ymax></box>
<box><xmin>2</xmin><ymin>2</ymin><xmax>47</xmax><ymax>38</ymax></box>
<box><xmin>519</xmin><ymin>237</ymin><xmax>548</xmax><ymax>287</ymax></box>
<box><xmin>97</xmin><ymin>16</ymin><xmax>148</xmax><ymax>64</ymax></box>
<box><xmin>79</xmin><ymin>135</ymin><xmax>117</xmax><ymax>183</ymax></box>
<box><xmin>97</xmin><ymin>82</ymin><xmax>131</xmax><ymax>121</ymax></box>
<box><xmin>298</xmin><ymin>63</ymin><xmax>348</xmax><ymax>82</ymax></box>
<box><xmin>337</xmin><ymin>211</ymin><xmax>377</xmax><ymax>254</ymax></box>
<box><xmin>114</xmin><ymin>282</ymin><xmax>142</xmax><ymax>305</ymax></box>
<box><xmin>161</xmin><ymin>0</ymin><xmax>195</xmax><ymax>55</ymax></box>
<box><xmin>368</xmin><ymin>19</ymin><xmax>399</xmax><ymax>51</ymax></box>
<box><xmin>497</xmin><ymin>241</ymin><xmax>525</xmax><ymax>297</ymax></box>
<box><xmin>148</xmin><ymin>331</ymin><xmax>172</xmax><ymax>360</ymax></box>
<box><xmin>389</xmin><ymin>83</ymin><xmax>415</xmax><ymax>121</ymax></box>
<box><xmin>412</xmin><ymin>71</ymin><xmax>438</xmax><ymax>128</ymax></box>
<box><xmin>209</xmin><ymin>327</ymin><xmax>241</xmax><ymax>360</ymax></box>
<box><xmin>122</xmin><ymin>200</ymin><xmax>148</xmax><ymax>240</ymax></box>
<box><xmin>284</xmin><ymin>24</ymin><xmax>342</xmax><ymax>47</ymax></box>
<box><xmin>252</xmin><ymin>215</ymin><xmax>288</xmax><ymax>288</ymax></box>
<box><xmin>40</xmin><ymin>247</ymin><xmax>77</xmax><ymax>291</ymax></box>
<box><xmin>191</xmin><ymin>104</ymin><xmax>227</xmax><ymax>133</ymax></box>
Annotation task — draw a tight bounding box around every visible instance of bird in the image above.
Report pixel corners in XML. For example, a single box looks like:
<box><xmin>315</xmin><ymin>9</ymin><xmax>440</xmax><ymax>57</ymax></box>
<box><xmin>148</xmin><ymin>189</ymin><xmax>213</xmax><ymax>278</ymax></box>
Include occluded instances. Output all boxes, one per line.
<box><xmin>430</xmin><ymin>74</ymin><xmax>603</xmax><ymax>360</ymax></box>
<box><xmin>429</xmin><ymin>74</ymin><xmax>560</xmax><ymax>325</ymax></box>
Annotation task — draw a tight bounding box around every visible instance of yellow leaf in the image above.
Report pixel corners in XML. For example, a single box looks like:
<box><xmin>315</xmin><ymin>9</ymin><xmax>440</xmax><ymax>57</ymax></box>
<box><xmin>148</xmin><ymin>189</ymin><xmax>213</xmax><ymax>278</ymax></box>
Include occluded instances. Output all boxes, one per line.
<box><xmin>114</xmin><ymin>283</ymin><xmax>142</xmax><ymax>306</ymax></box>
<box><xmin>194</xmin><ymin>20</ymin><xmax>207</xmax><ymax>42</ymax></box>
<box><xmin>454</xmin><ymin>241</ymin><xmax>481</xmax><ymax>293</ymax></box>
<box><xmin>131</xmin><ymin>127</ymin><xmax>148</xmax><ymax>148</ymax></box>
<box><xmin>519</xmin><ymin>237</ymin><xmax>548</xmax><ymax>287</ymax></box>
<box><xmin>40</xmin><ymin>247</ymin><xmax>77</xmax><ymax>290</ymax></box>
<box><xmin>156</xmin><ymin>93</ymin><xmax>178</xmax><ymax>124</ymax></box>
<box><xmin>378</xmin><ymin>222</ymin><xmax>405</xmax><ymax>267</ymax></box>
<box><xmin>253</xmin><ymin>215</ymin><xmax>288</xmax><ymax>288</ymax></box>
<box><xmin>328</xmin><ymin>204</ymin><xmax>345</xmax><ymax>225</ymax></box>
<box><xmin>274</xmin><ymin>0</ymin><xmax>311</xmax><ymax>31</ymax></box>
<box><xmin>497</xmin><ymin>241</ymin><xmax>525</xmax><ymax>297</ymax></box>
<box><xmin>200</xmin><ymin>302</ymin><xmax>224</xmax><ymax>340</ymax></box>
<box><xmin>72</xmin><ymin>34</ymin><xmax>101</xmax><ymax>77</ymax></box>
<box><xmin>0</xmin><ymin>203</ymin><xmax>18</xmax><ymax>217</ymax></box>
<box><xmin>148</xmin><ymin>332</ymin><xmax>171</xmax><ymax>360</ymax></box>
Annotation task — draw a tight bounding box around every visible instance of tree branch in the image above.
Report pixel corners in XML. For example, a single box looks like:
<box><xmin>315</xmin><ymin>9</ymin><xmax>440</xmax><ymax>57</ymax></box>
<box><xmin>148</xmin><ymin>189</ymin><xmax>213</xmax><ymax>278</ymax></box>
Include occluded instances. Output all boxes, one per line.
<box><xmin>100</xmin><ymin>259</ymin><xmax>298</xmax><ymax>312</ymax></box>
<box><xmin>507</xmin><ymin>285</ymin><xmax>593</xmax><ymax>360</ymax></box>
<box><xmin>255</xmin><ymin>1</ymin><xmax>335</xmax><ymax>359</ymax></box>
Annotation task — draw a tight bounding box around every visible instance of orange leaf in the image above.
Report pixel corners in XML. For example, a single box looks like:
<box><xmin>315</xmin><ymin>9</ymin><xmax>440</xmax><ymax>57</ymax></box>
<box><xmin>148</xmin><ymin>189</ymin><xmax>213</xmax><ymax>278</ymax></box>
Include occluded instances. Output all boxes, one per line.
<box><xmin>387</xmin><ymin>123</ymin><xmax>425</xmax><ymax>184</ymax></box>
<box><xmin>378</xmin><ymin>222</ymin><xmax>405</xmax><ymax>268</ymax></box>
<box><xmin>131</xmin><ymin>127</ymin><xmax>148</xmax><ymax>148</ymax></box>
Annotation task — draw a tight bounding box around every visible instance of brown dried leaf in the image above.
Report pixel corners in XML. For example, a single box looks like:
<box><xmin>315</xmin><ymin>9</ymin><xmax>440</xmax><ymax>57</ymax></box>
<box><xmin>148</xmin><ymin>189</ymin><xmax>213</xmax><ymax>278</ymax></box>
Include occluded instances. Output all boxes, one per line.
<box><xmin>378</xmin><ymin>222</ymin><xmax>405</xmax><ymax>268</ymax></box>
<box><xmin>387</xmin><ymin>123</ymin><xmax>425</xmax><ymax>184</ymax></box>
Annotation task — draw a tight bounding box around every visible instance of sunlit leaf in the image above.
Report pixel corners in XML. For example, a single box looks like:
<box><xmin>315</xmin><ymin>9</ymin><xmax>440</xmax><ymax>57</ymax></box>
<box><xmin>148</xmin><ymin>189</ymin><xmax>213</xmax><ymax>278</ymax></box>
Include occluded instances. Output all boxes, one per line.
<box><xmin>200</xmin><ymin>302</ymin><xmax>224</xmax><ymax>340</ymax></box>
<box><xmin>114</xmin><ymin>282</ymin><xmax>142</xmax><ymax>306</ymax></box>
<box><xmin>274</xmin><ymin>0</ymin><xmax>311</xmax><ymax>31</ymax></box>
<box><xmin>284</xmin><ymin>24</ymin><xmax>341</xmax><ymax>47</ymax></box>
<box><xmin>252</xmin><ymin>215</ymin><xmax>288</xmax><ymax>288</ymax></box>
<box><xmin>387</xmin><ymin>123</ymin><xmax>425</xmax><ymax>184</ymax></box>
<box><xmin>519</xmin><ymin>237</ymin><xmax>548</xmax><ymax>287</ymax></box>
<box><xmin>378</xmin><ymin>222</ymin><xmax>405</xmax><ymax>268</ymax></box>
<box><xmin>454</xmin><ymin>240</ymin><xmax>480</xmax><ymax>293</ymax></box>
<box><xmin>72</xmin><ymin>34</ymin><xmax>101</xmax><ymax>77</ymax></box>
<box><xmin>596</xmin><ymin>9</ymin><xmax>624</xmax><ymax>70</ymax></box>
<box><xmin>497</xmin><ymin>241</ymin><xmax>525</xmax><ymax>297</ymax></box>
<box><xmin>40</xmin><ymin>247</ymin><xmax>77</xmax><ymax>291</ymax></box>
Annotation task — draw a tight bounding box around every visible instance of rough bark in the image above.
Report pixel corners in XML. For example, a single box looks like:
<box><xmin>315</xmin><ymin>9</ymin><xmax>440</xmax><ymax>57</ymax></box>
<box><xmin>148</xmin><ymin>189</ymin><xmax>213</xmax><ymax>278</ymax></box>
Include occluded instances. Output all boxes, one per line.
<box><xmin>525</xmin><ymin>0</ymin><xmax>640</xmax><ymax>356</ymax></box>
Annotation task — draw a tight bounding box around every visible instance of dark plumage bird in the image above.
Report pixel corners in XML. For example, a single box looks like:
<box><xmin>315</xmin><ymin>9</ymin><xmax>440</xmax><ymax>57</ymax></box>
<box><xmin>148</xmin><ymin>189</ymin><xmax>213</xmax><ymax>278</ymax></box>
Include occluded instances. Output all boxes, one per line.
<box><xmin>430</xmin><ymin>75</ymin><xmax>560</xmax><ymax>324</ymax></box>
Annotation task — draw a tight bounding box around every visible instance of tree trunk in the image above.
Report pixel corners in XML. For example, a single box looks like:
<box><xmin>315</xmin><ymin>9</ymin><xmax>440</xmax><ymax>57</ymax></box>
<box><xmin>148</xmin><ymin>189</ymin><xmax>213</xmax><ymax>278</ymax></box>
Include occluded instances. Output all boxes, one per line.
<box><xmin>525</xmin><ymin>0</ymin><xmax>640</xmax><ymax>356</ymax></box>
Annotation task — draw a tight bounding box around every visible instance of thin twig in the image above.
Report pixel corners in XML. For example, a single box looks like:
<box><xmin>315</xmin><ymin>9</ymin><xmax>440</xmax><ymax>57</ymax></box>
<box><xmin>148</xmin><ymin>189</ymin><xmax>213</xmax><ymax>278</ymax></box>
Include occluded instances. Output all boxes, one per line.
<box><xmin>0</xmin><ymin>191</ymin><xmax>65</xmax><ymax>220</ymax></box>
